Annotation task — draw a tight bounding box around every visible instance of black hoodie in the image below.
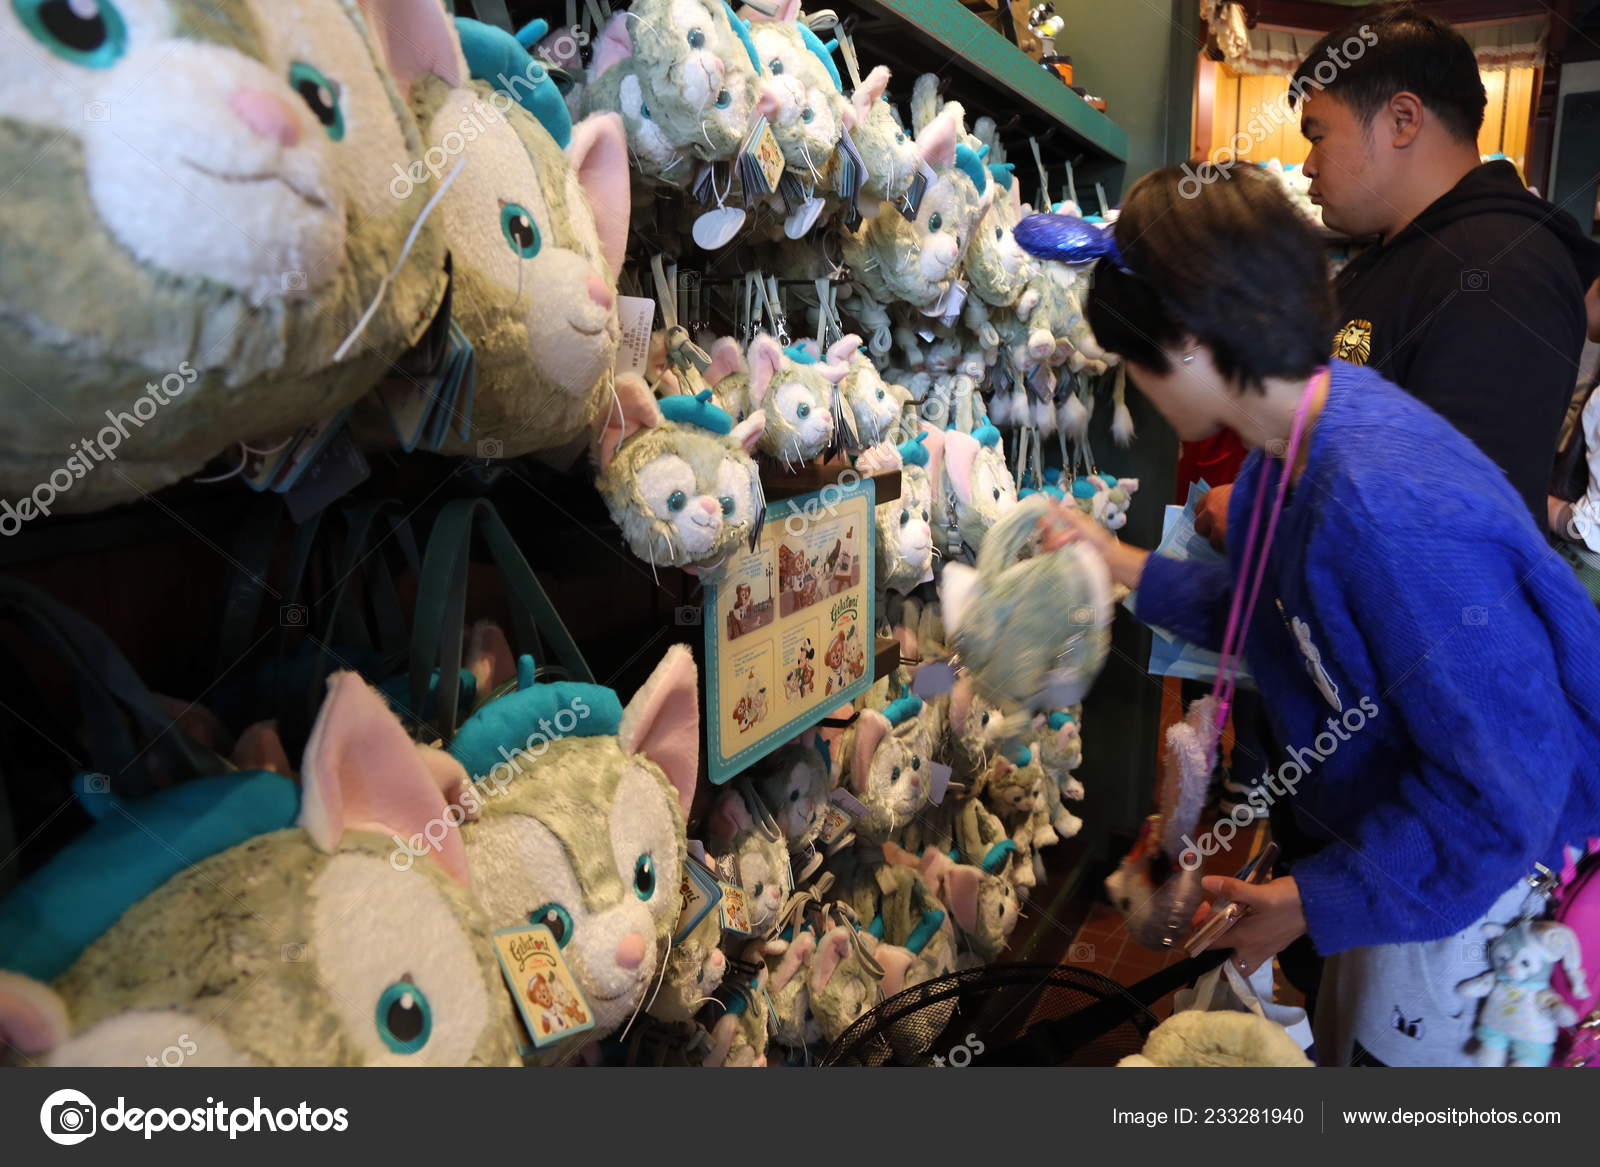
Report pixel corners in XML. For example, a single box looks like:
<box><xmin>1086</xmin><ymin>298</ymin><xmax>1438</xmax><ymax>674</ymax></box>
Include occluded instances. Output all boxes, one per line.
<box><xmin>1331</xmin><ymin>161</ymin><xmax>1600</xmax><ymax>523</ymax></box>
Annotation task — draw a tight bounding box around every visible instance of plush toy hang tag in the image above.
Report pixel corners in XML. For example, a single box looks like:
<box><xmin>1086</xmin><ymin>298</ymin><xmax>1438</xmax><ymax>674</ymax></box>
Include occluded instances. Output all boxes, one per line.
<box><xmin>928</xmin><ymin>761</ymin><xmax>953</xmax><ymax>806</ymax></box>
<box><xmin>285</xmin><ymin>429</ymin><xmax>370</xmax><ymax>524</ymax></box>
<box><xmin>491</xmin><ymin>924</ymin><xmax>596</xmax><ymax>1056</ymax></box>
<box><xmin>830</xmin><ymin>786</ymin><xmax>871</xmax><ymax>821</ymax></box>
<box><xmin>912</xmin><ymin>659</ymin><xmax>958</xmax><ymax>699</ymax></box>
<box><xmin>784</xmin><ymin>196</ymin><xmax>826</xmax><ymax>239</ymax></box>
<box><xmin>614</xmin><ymin>296</ymin><xmax>655</xmax><ymax>377</ymax></box>
<box><xmin>673</xmin><ymin>855</ymin><xmax>725</xmax><ymax>945</ymax></box>
<box><xmin>736</xmin><ymin>116</ymin><xmax>786</xmax><ymax>198</ymax></box>
<box><xmin>899</xmin><ymin>161</ymin><xmax>935</xmax><ymax>219</ymax></box>
<box><xmin>693</xmin><ymin>206</ymin><xmax>747</xmax><ymax>250</ymax></box>
<box><xmin>719</xmin><ymin>883</ymin><xmax>753</xmax><ymax>935</ymax></box>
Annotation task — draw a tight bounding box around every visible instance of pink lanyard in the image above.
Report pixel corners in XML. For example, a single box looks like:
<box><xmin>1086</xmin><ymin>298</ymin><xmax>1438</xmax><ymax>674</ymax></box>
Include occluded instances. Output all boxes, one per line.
<box><xmin>1210</xmin><ymin>367</ymin><xmax>1328</xmax><ymax>736</ymax></box>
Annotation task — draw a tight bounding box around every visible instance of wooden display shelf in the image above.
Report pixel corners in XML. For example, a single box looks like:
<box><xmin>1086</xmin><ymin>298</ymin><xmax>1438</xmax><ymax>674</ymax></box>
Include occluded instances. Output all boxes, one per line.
<box><xmin>760</xmin><ymin>457</ymin><xmax>899</xmax><ymax>505</ymax></box>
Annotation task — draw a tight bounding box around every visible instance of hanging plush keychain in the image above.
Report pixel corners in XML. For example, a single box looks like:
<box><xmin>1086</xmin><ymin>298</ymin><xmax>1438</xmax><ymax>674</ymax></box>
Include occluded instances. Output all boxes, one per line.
<box><xmin>706</xmin><ymin>331</ymin><xmax>849</xmax><ymax>466</ymax></box>
<box><xmin>584</xmin><ymin>0</ymin><xmax>776</xmax><ymax>188</ymax></box>
<box><xmin>0</xmin><ymin>0</ymin><xmax>455</xmax><ymax>508</ymax></box>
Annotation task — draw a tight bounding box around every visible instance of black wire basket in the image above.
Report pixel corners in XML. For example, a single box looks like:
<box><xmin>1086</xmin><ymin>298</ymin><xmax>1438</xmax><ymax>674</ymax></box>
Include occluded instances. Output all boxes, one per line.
<box><xmin>820</xmin><ymin>951</ymin><xmax>1227</xmax><ymax>1067</ymax></box>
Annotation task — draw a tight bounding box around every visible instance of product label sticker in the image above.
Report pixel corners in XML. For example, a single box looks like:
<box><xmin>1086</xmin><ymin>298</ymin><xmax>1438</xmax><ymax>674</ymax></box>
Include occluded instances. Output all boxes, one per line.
<box><xmin>818</xmin><ymin>803</ymin><xmax>853</xmax><ymax>848</ymax></box>
<box><xmin>719</xmin><ymin>882</ymin><xmax>752</xmax><ymax>935</ymax></box>
<box><xmin>829</xmin><ymin>786</ymin><xmax>871</xmax><ymax>821</ymax></box>
<box><xmin>736</xmin><ymin>116</ymin><xmax>785</xmax><ymax>198</ymax></box>
<box><xmin>614</xmin><ymin>296</ymin><xmax>655</xmax><ymax>377</ymax></box>
<box><xmin>491</xmin><ymin>924</ymin><xmax>595</xmax><ymax>1054</ymax></box>
<box><xmin>927</xmin><ymin>761</ymin><xmax>952</xmax><ymax>806</ymax></box>
<box><xmin>673</xmin><ymin>854</ymin><xmax>725</xmax><ymax>945</ymax></box>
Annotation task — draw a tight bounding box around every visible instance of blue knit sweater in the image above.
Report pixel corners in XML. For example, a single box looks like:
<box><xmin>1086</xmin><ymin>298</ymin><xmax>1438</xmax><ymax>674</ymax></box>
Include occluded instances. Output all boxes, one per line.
<box><xmin>1137</xmin><ymin>360</ymin><xmax>1600</xmax><ymax>955</ymax></box>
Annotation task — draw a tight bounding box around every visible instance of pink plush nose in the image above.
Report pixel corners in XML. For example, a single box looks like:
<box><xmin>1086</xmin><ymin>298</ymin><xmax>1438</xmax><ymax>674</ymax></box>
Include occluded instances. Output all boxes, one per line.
<box><xmin>586</xmin><ymin>272</ymin><xmax>614</xmax><ymax>311</ymax></box>
<box><xmin>616</xmin><ymin>932</ymin><xmax>647</xmax><ymax>970</ymax></box>
<box><xmin>696</xmin><ymin>497</ymin><xmax>720</xmax><ymax>519</ymax></box>
<box><xmin>231</xmin><ymin>89</ymin><xmax>302</xmax><ymax>147</ymax></box>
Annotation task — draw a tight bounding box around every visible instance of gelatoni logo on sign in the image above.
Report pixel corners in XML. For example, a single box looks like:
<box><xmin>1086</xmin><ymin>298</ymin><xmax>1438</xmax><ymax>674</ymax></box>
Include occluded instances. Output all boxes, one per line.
<box><xmin>830</xmin><ymin>594</ymin><xmax>858</xmax><ymax>625</ymax></box>
<box><xmin>40</xmin><ymin>1088</ymin><xmax>97</xmax><ymax>1146</ymax></box>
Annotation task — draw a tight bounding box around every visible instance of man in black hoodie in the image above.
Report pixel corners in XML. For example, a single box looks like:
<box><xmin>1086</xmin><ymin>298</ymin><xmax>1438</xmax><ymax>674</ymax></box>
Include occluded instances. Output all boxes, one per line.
<box><xmin>1198</xmin><ymin>6</ymin><xmax>1600</xmax><ymax>535</ymax></box>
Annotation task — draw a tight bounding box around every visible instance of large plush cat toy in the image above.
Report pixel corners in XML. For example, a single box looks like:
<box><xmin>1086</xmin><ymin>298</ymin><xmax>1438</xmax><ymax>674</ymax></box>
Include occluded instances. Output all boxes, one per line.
<box><xmin>0</xmin><ymin>673</ymin><xmax>520</xmax><ymax>1066</ymax></box>
<box><xmin>445</xmin><ymin>646</ymin><xmax>700</xmax><ymax>1055</ymax></box>
<box><xmin>584</xmin><ymin>0</ymin><xmax>775</xmax><ymax>187</ymax></box>
<box><xmin>404</xmin><ymin>8</ymin><xmax>633</xmax><ymax>457</ymax></box>
<box><xmin>594</xmin><ymin>379</ymin><xmax>766</xmax><ymax>577</ymax></box>
<box><xmin>708</xmin><ymin>332</ymin><xmax>851</xmax><ymax>466</ymax></box>
<box><xmin>0</xmin><ymin>0</ymin><xmax>453</xmax><ymax>509</ymax></box>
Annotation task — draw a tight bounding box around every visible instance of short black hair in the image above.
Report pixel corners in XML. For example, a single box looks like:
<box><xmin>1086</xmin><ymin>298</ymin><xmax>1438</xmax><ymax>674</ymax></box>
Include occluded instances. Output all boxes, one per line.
<box><xmin>1086</xmin><ymin>165</ymin><xmax>1334</xmax><ymax>391</ymax></box>
<box><xmin>1289</xmin><ymin>3</ymin><xmax>1485</xmax><ymax>142</ymax></box>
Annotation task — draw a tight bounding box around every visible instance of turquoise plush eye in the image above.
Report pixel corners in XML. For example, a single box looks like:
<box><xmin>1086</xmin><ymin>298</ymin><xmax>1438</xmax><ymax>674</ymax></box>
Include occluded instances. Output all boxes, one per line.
<box><xmin>715</xmin><ymin>89</ymin><xmax>732</xmax><ymax>109</ymax></box>
<box><xmin>500</xmin><ymin>203</ymin><xmax>540</xmax><ymax>258</ymax></box>
<box><xmin>289</xmin><ymin>62</ymin><xmax>344</xmax><ymax>141</ymax></box>
<box><xmin>801</xmin><ymin>106</ymin><xmax>815</xmax><ymax>124</ymax></box>
<box><xmin>720</xmin><ymin>495</ymin><xmax>736</xmax><ymax>516</ymax></box>
<box><xmin>374</xmin><ymin>979</ymin><xmax>432</xmax><ymax>1055</ymax></box>
<box><xmin>529</xmin><ymin>903</ymin><xmax>574</xmax><ymax>946</ymax></box>
<box><xmin>667</xmin><ymin>490</ymin><xmax>687</xmax><ymax>513</ymax></box>
<box><xmin>634</xmin><ymin>854</ymin><xmax>656</xmax><ymax>900</ymax></box>
<box><xmin>640</xmin><ymin>99</ymin><xmax>651</xmax><ymax>120</ymax></box>
<box><xmin>895</xmin><ymin>132</ymin><xmax>905</xmax><ymax>144</ymax></box>
<box><xmin>899</xmin><ymin>509</ymin><xmax>909</xmax><ymax>526</ymax></box>
<box><xmin>795</xmin><ymin>402</ymin><xmax>811</xmax><ymax>419</ymax></box>
<box><xmin>768</xmin><ymin>58</ymin><xmax>783</xmax><ymax>74</ymax></box>
<box><xmin>687</xmin><ymin>28</ymin><xmax>706</xmax><ymax>49</ymax></box>
<box><xmin>15</xmin><ymin>0</ymin><xmax>127</xmax><ymax>68</ymax></box>
<box><xmin>928</xmin><ymin>212</ymin><xmax>944</xmax><ymax>232</ymax></box>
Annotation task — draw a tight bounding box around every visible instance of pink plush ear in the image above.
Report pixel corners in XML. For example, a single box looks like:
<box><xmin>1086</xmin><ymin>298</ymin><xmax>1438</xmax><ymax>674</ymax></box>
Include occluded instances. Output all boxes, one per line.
<box><xmin>826</xmin><ymin>334</ymin><xmax>863</xmax><ymax>365</ymax></box>
<box><xmin>941</xmin><ymin>429</ymin><xmax>979</xmax><ymax>504</ymax></box>
<box><xmin>770</xmin><ymin>931</ymin><xmax>817</xmax><ymax>992</ymax></box>
<box><xmin>299</xmin><ymin>672</ymin><xmax>467</xmax><ymax>886</ymax></box>
<box><xmin>839</xmin><ymin>99</ymin><xmax>859</xmax><ymax>133</ymax></box>
<box><xmin>705</xmin><ymin>1013</ymin><xmax>737</xmax><ymax>1067</ymax></box>
<box><xmin>1117</xmin><ymin>478</ymin><xmax>1141</xmax><ymax>494</ymax></box>
<box><xmin>589</xmin><ymin>11</ymin><xmax>634</xmax><ymax>79</ymax></box>
<box><xmin>705</xmin><ymin>336</ymin><xmax>746</xmax><ymax>387</ymax></box>
<box><xmin>852</xmin><ymin>65</ymin><xmax>890</xmax><ymax>122</ymax></box>
<box><xmin>0</xmin><ymin>971</ymin><xmax>69</xmax><ymax>1057</ymax></box>
<box><xmin>746</xmin><ymin>334</ymin><xmax>785</xmax><ymax>408</ymax></box>
<box><xmin>850</xmin><ymin>710</ymin><xmax>891</xmax><ymax>796</ymax></box>
<box><xmin>941</xmin><ymin>865</ymin><xmax>983</xmax><ymax>932</ymax></box>
<box><xmin>708</xmin><ymin>788</ymin><xmax>754</xmax><ymax>847</ymax></box>
<box><xmin>948</xmin><ymin>677</ymin><xmax>973</xmax><ymax>733</ymax></box>
<box><xmin>233</xmin><ymin>720</ymin><xmax>293</xmax><ymax>775</ymax></box>
<box><xmin>817</xmin><ymin>361</ymin><xmax>850</xmax><ymax>386</ymax></box>
<box><xmin>596</xmin><ymin>373</ymin><xmax>662</xmax><ymax>472</ymax></box>
<box><xmin>881</xmin><ymin>841</ymin><xmax>920</xmax><ymax>869</ymax></box>
<box><xmin>875</xmin><ymin>944</ymin><xmax>914</xmax><ymax>999</ymax></box>
<box><xmin>809</xmin><ymin>928</ymin><xmax>855</xmax><ymax>992</ymax></box>
<box><xmin>919</xmin><ymin>423</ymin><xmax>946</xmax><ymax>494</ymax></box>
<box><xmin>416</xmin><ymin>744</ymin><xmax>472</xmax><ymax>810</ymax></box>
<box><xmin>619</xmin><ymin>644</ymin><xmax>700</xmax><ymax>817</ymax></box>
<box><xmin>731</xmin><ymin>411</ymin><xmax>766</xmax><ymax>455</ymax></box>
<box><xmin>357</xmin><ymin>0</ymin><xmax>464</xmax><ymax>93</ymax></box>
<box><xmin>568</xmin><ymin>113</ymin><xmax>631</xmax><ymax>279</ymax></box>
<box><xmin>467</xmin><ymin>619</ymin><xmax>516</xmax><ymax>694</ymax></box>
<box><xmin>917</xmin><ymin>109</ymin><xmax>959</xmax><ymax>171</ymax></box>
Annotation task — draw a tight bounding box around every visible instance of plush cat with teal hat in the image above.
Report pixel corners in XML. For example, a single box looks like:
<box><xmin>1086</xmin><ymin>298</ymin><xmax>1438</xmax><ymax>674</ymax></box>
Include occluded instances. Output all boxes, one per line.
<box><xmin>835</xmin><ymin>694</ymin><xmax>932</xmax><ymax>842</ymax></box>
<box><xmin>863</xmin><ymin>432</ymin><xmax>938</xmax><ymax>597</ymax></box>
<box><xmin>738</xmin><ymin>0</ymin><xmax>855</xmax><ymax>178</ymax></box>
<box><xmin>594</xmin><ymin>378</ymin><xmax>766</xmax><ymax>577</ymax></box>
<box><xmin>0</xmin><ymin>672</ymin><xmax>522</xmax><ymax>1066</ymax></box>
<box><xmin>706</xmin><ymin>332</ymin><xmax>852</xmax><ymax>465</ymax></box>
<box><xmin>935</xmin><ymin>422</ymin><xmax>1019</xmax><ymax>557</ymax></box>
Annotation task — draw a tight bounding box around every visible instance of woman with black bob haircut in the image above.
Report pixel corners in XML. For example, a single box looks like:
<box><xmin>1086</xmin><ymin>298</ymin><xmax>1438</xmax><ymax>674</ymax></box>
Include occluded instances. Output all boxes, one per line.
<box><xmin>1043</xmin><ymin>164</ymin><xmax>1600</xmax><ymax>1067</ymax></box>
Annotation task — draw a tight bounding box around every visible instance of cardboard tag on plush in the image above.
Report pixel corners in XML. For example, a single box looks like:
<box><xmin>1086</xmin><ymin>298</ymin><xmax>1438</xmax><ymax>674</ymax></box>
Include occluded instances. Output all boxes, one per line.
<box><xmin>614</xmin><ymin>296</ymin><xmax>655</xmax><ymax>377</ymax></box>
<box><xmin>829</xmin><ymin>786</ymin><xmax>871</xmax><ymax>821</ymax></box>
<box><xmin>284</xmin><ymin>428</ymin><xmax>369</xmax><ymax>523</ymax></box>
<box><xmin>719</xmin><ymin>882</ymin><xmax>752</xmax><ymax>935</ymax></box>
<box><xmin>693</xmin><ymin>206</ymin><xmax>746</xmax><ymax>250</ymax></box>
<box><xmin>927</xmin><ymin>761</ymin><xmax>952</xmax><ymax>806</ymax></box>
<box><xmin>818</xmin><ymin>802</ymin><xmax>853</xmax><ymax>848</ymax></box>
<box><xmin>912</xmin><ymin>659</ymin><xmax>958</xmax><ymax>698</ymax></box>
<box><xmin>491</xmin><ymin>924</ymin><xmax>595</xmax><ymax>1055</ymax></box>
<box><xmin>673</xmin><ymin>855</ymin><xmax>724</xmax><ymax>944</ymax></box>
<box><xmin>736</xmin><ymin>116</ymin><xmax>784</xmax><ymax>198</ymax></box>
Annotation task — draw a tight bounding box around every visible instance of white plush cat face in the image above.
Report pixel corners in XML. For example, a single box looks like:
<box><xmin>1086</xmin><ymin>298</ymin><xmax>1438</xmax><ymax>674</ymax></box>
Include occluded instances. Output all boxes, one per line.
<box><xmin>866</xmin><ymin>728</ymin><xmax>928</xmax><ymax>824</ymax></box>
<box><xmin>623</xmin><ymin>435</ymin><xmax>761</xmax><ymax>562</ymax></box>
<box><xmin>910</xmin><ymin>172</ymin><xmax>977</xmax><ymax>285</ymax></box>
<box><xmin>427</xmin><ymin>89</ymin><xmax>618</xmax><ymax>396</ymax></box>
<box><xmin>856</xmin><ymin>100</ymin><xmax>919</xmax><ymax>202</ymax></box>
<box><xmin>468</xmin><ymin>762</ymin><xmax>683</xmax><ymax>1036</ymax></box>
<box><xmin>0</xmin><ymin>0</ymin><xmax>415</xmax><ymax>304</ymax></box>
<box><xmin>749</xmin><ymin>24</ymin><xmax>839</xmax><ymax>171</ymax></box>
<box><xmin>753</xmin><ymin>754</ymin><xmax>831</xmax><ymax>845</ymax></box>
<box><xmin>968</xmin><ymin>447</ymin><xmax>1019</xmax><ymax>524</ymax></box>
<box><xmin>845</xmin><ymin>357</ymin><xmax>900</xmax><ymax>444</ymax></box>
<box><xmin>616</xmin><ymin>71</ymin><xmax>684</xmax><ymax>172</ymax></box>
<box><xmin>880</xmin><ymin>473</ymin><xmax>933</xmax><ymax>584</ymax></box>
<box><xmin>307</xmin><ymin>852</ymin><xmax>493</xmax><ymax>1066</ymax></box>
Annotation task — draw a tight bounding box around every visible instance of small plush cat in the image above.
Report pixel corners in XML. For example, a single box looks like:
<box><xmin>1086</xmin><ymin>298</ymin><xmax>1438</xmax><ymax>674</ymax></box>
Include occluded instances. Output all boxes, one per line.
<box><xmin>1073</xmin><ymin>472</ymin><xmax>1140</xmax><ymax>531</ymax></box>
<box><xmin>964</xmin><ymin>162</ymin><xmax>1037</xmax><ymax>312</ymax></box>
<box><xmin>0</xmin><ymin>0</ymin><xmax>451</xmax><ymax>508</ymax></box>
<box><xmin>847</xmin><ymin>66</ymin><xmax>920</xmax><ymax>219</ymax></box>
<box><xmin>0</xmin><ymin>672</ymin><xmax>520</xmax><ymax>1066</ymax></box>
<box><xmin>749</xmin><ymin>740</ymin><xmax>834</xmax><ymax>859</ymax></box>
<box><xmin>705</xmin><ymin>786</ymin><xmax>795</xmax><ymax>938</ymax></box>
<box><xmin>935</xmin><ymin>423</ymin><xmax>1019</xmax><ymax>557</ymax></box>
<box><xmin>594</xmin><ymin>380</ymin><xmax>765</xmax><ymax>577</ymax></box>
<box><xmin>739</xmin><ymin>0</ymin><xmax>853</xmax><ymax>179</ymax></box>
<box><xmin>585</xmin><ymin>0</ymin><xmax>774</xmax><ymax>186</ymax></box>
<box><xmin>707</xmin><ymin>332</ymin><xmax>847</xmax><ymax>466</ymax></box>
<box><xmin>836</xmin><ymin>695</ymin><xmax>931</xmax><ymax>842</ymax></box>
<box><xmin>649</xmin><ymin>902</ymin><xmax>727</xmax><ymax>1026</ymax></box>
<box><xmin>863</xmin><ymin>434</ymin><xmax>936</xmax><ymax>597</ymax></box>
<box><xmin>450</xmin><ymin>645</ymin><xmax>700</xmax><ymax>1049</ymax></box>
<box><xmin>840</xmin><ymin>346</ymin><xmax>907</xmax><ymax>447</ymax></box>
